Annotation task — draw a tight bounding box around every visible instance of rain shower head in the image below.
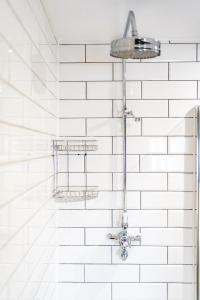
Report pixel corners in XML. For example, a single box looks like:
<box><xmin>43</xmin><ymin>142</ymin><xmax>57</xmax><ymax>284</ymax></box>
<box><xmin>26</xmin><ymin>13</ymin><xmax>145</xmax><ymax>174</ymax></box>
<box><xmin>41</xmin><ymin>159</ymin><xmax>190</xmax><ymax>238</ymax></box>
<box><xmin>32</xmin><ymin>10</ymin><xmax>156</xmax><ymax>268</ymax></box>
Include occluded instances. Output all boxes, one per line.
<box><xmin>110</xmin><ymin>11</ymin><xmax>160</xmax><ymax>59</ymax></box>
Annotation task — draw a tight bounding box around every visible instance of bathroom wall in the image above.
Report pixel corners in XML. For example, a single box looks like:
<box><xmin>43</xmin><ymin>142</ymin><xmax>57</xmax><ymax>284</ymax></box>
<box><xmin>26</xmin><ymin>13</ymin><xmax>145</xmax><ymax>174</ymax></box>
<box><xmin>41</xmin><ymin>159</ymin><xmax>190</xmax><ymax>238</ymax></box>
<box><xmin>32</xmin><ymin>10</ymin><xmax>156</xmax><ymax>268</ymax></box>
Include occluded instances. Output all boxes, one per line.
<box><xmin>0</xmin><ymin>0</ymin><xmax>59</xmax><ymax>299</ymax></box>
<box><xmin>58</xmin><ymin>43</ymin><xmax>198</xmax><ymax>300</ymax></box>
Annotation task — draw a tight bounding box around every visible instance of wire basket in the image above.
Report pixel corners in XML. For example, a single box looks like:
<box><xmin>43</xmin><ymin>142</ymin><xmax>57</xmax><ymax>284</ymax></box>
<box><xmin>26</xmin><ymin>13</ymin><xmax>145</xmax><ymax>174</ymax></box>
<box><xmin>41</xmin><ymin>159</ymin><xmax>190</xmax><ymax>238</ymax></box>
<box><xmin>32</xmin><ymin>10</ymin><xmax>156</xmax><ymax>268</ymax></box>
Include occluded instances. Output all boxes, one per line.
<box><xmin>53</xmin><ymin>139</ymin><xmax>98</xmax><ymax>152</ymax></box>
<box><xmin>54</xmin><ymin>186</ymin><xmax>98</xmax><ymax>202</ymax></box>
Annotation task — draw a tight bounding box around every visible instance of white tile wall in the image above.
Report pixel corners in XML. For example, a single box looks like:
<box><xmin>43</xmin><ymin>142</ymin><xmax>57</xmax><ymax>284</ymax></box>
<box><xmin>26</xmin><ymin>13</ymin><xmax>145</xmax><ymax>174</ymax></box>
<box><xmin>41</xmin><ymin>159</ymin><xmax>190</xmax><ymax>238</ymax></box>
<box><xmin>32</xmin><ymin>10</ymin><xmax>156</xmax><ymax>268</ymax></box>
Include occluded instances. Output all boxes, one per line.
<box><xmin>85</xmin><ymin>265</ymin><xmax>139</xmax><ymax>282</ymax></box>
<box><xmin>141</xmin><ymin>265</ymin><xmax>193</xmax><ymax>283</ymax></box>
<box><xmin>0</xmin><ymin>1</ymin><xmax>59</xmax><ymax>299</ymax></box>
<box><xmin>168</xmin><ymin>283</ymin><xmax>194</xmax><ymax>300</ymax></box>
<box><xmin>112</xmin><ymin>283</ymin><xmax>167</xmax><ymax>300</ymax></box>
<box><xmin>57</xmin><ymin>283</ymin><xmax>111</xmax><ymax>300</ymax></box>
<box><xmin>143</xmin><ymin>81</ymin><xmax>197</xmax><ymax>99</ymax></box>
<box><xmin>57</xmin><ymin>42</ymin><xmax>197</xmax><ymax>300</ymax></box>
<box><xmin>87</xmin><ymin>81</ymin><xmax>141</xmax><ymax>99</ymax></box>
<box><xmin>114</xmin><ymin>62</ymin><xmax>168</xmax><ymax>81</ymax></box>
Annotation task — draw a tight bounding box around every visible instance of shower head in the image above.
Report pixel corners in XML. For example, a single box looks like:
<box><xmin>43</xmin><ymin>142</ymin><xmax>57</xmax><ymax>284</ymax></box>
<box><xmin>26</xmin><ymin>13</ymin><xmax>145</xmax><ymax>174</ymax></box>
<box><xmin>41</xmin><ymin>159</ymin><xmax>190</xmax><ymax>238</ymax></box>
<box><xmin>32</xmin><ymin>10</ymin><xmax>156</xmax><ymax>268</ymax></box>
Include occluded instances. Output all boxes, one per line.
<box><xmin>110</xmin><ymin>36</ymin><xmax>160</xmax><ymax>59</ymax></box>
<box><xmin>110</xmin><ymin>11</ymin><xmax>160</xmax><ymax>59</ymax></box>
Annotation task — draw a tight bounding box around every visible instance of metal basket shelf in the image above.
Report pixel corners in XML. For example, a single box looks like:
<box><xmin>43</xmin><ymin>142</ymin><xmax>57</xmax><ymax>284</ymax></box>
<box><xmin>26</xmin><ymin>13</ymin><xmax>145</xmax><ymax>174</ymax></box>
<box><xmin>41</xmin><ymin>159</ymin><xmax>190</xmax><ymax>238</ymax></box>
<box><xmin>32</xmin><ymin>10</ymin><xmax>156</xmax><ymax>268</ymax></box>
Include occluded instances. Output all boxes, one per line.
<box><xmin>53</xmin><ymin>139</ymin><xmax>98</xmax><ymax>152</ymax></box>
<box><xmin>54</xmin><ymin>186</ymin><xmax>98</xmax><ymax>202</ymax></box>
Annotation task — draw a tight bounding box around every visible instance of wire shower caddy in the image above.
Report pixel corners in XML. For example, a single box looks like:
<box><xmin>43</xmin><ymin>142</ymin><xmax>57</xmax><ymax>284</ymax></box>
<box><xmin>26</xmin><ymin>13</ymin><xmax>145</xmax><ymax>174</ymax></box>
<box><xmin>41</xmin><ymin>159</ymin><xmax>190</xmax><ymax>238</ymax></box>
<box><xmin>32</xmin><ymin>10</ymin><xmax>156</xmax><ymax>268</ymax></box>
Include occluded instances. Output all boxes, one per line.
<box><xmin>53</xmin><ymin>139</ymin><xmax>99</xmax><ymax>202</ymax></box>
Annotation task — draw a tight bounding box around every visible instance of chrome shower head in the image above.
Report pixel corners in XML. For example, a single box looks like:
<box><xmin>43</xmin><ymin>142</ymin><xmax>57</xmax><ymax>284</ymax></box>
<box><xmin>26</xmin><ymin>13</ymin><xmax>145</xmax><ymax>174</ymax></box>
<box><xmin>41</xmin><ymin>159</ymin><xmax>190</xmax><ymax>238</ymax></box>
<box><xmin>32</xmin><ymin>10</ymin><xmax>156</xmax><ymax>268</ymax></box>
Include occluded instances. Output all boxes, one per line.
<box><xmin>111</xmin><ymin>36</ymin><xmax>160</xmax><ymax>59</ymax></box>
<box><xmin>110</xmin><ymin>11</ymin><xmax>161</xmax><ymax>59</ymax></box>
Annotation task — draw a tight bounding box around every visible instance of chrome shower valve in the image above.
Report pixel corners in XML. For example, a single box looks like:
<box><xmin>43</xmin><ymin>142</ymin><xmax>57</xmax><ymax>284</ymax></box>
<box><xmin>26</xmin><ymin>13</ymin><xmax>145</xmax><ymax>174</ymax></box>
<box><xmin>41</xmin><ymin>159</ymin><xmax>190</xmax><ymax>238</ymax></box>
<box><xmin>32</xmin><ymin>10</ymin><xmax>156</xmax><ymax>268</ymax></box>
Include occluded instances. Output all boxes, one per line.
<box><xmin>108</xmin><ymin>229</ymin><xmax>141</xmax><ymax>260</ymax></box>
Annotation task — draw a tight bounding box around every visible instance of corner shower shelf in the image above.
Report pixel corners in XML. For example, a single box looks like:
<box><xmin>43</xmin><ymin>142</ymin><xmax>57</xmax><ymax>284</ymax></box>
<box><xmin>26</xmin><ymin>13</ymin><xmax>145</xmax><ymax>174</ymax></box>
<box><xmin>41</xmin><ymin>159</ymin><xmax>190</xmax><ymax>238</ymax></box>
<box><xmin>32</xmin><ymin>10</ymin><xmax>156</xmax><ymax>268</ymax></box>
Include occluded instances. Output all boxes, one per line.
<box><xmin>53</xmin><ymin>139</ymin><xmax>98</xmax><ymax>152</ymax></box>
<box><xmin>53</xmin><ymin>139</ymin><xmax>99</xmax><ymax>202</ymax></box>
<box><xmin>53</xmin><ymin>186</ymin><xmax>98</xmax><ymax>202</ymax></box>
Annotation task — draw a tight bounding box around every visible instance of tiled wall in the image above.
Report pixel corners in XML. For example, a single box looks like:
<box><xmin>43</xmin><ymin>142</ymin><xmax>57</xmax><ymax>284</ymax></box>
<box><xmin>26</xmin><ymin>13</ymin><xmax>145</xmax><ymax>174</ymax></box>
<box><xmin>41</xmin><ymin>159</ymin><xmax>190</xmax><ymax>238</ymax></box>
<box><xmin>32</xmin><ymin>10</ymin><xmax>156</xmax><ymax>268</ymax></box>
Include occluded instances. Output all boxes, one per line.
<box><xmin>58</xmin><ymin>43</ymin><xmax>198</xmax><ymax>300</ymax></box>
<box><xmin>0</xmin><ymin>0</ymin><xmax>58</xmax><ymax>299</ymax></box>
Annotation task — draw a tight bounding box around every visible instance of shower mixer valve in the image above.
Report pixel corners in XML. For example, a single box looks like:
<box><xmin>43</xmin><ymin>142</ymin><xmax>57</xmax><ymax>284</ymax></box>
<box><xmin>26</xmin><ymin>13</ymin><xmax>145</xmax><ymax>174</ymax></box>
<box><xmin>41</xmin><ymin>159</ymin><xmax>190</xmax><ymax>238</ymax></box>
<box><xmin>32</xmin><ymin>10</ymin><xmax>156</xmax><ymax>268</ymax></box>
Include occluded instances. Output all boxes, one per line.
<box><xmin>108</xmin><ymin>229</ymin><xmax>141</xmax><ymax>261</ymax></box>
<box><xmin>108</xmin><ymin>212</ymin><xmax>141</xmax><ymax>260</ymax></box>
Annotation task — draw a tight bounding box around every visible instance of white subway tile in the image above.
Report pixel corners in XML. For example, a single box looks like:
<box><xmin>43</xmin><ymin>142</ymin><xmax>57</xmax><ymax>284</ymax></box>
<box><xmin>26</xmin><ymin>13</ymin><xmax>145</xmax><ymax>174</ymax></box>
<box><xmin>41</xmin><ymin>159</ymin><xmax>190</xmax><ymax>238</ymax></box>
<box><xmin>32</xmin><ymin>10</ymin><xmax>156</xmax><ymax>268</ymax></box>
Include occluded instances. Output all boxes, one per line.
<box><xmin>143</xmin><ymin>81</ymin><xmax>197</xmax><ymax>99</ymax></box>
<box><xmin>86</xmin><ymin>191</ymin><xmax>140</xmax><ymax>209</ymax></box>
<box><xmin>87</xmin><ymin>173</ymin><xmax>112</xmax><ymax>190</ymax></box>
<box><xmin>112</xmin><ymin>246</ymin><xmax>167</xmax><ymax>264</ymax></box>
<box><xmin>114</xmin><ymin>63</ymin><xmax>168</xmax><ymax>80</ymax></box>
<box><xmin>85</xmin><ymin>265</ymin><xmax>139</xmax><ymax>282</ymax></box>
<box><xmin>168</xmin><ymin>137</ymin><xmax>195</xmax><ymax>154</ymax></box>
<box><xmin>140</xmin><ymin>155</ymin><xmax>194</xmax><ymax>172</ymax></box>
<box><xmin>60</xmin><ymin>63</ymin><xmax>112</xmax><ymax>81</ymax></box>
<box><xmin>60</xmin><ymin>45</ymin><xmax>85</xmax><ymax>62</ymax></box>
<box><xmin>86</xmin><ymin>228</ymin><xmax>140</xmax><ymax>246</ymax></box>
<box><xmin>60</xmin><ymin>82</ymin><xmax>86</xmax><ymax>99</ymax></box>
<box><xmin>113</xmin><ymin>100</ymin><xmax>168</xmax><ymax>118</ymax></box>
<box><xmin>87</xmin><ymin>81</ymin><xmax>141</xmax><ymax>99</ymax></box>
<box><xmin>59</xmin><ymin>246</ymin><xmax>111</xmax><ymax>263</ymax></box>
<box><xmin>57</xmin><ymin>264</ymin><xmax>84</xmax><ymax>282</ymax></box>
<box><xmin>57</xmin><ymin>210</ymin><xmax>111</xmax><ymax>227</ymax></box>
<box><xmin>86</xmin><ymin>191</ymin><xmax>122</xmax><ymax>209</ymax></box>
<box><xmin>126</xmin><ymin>173</ymin><xmax>166</xmax><ymax>191</ymax></box>
<box><xmin>60</xmin><ymin>119</ymin><xmax>85</xmax><ymax>136</ymax></box>
<box><xmin>168</xmin><ymin>174</ymin><xmax>195</xmax><ymax>191</ymax></box>
<box><xmin>141</xmin><ymin>265</ymin><xmax>193</xmax><ymax>283</ymax></box>
<box><xmin>113</xmin><ymin>137</ymin><xmax>167</xmax><ymax>154</ymax></box>
<box><xmin>55</xmin><ymin>197</ymin><xmax>85</xmax><ymax>210</ymax></box>
<box><xmin>57</xmin><ymin>228</ymin><xmax>84</xmax><ymax>245</ymax></box>
<box><xmin>141</xmin><ymin>228</ymin><xmax>193</xmax><ymax>246</ymax></box>
<box><xmin>87</xmin><ymin>155</ymin><xmax>139</xmax><ymax>172</ymax></box>
<box><xmin>86</xmin><ymin>44</ymin><xmax>119</xmax><ymax>62</ymax></box>
<box><xmin>87</xmin><ymin>118</ymin><xmax>141</xmax><ymax>136</ymax></box>
<box><xmin>113</xmin><ymin>210</ymin><xmax>167</xmax><ymax>227</ymax></box>
<box><xmin>113</xmin><ymin>173</ymin><xmax>167</xmax><ymax>191</ymax></box>
<box><xmin>92</xmin><ymin>137</ymin><xmax>112</xmax><ymax>154</ymax></box>
<box><xmin>58</xmin><ymin>154</ymin><xmax>84</xmax><ymax>172</ymax></box>
<box><xmin>141</xmin><ymin>192</ymin><xmax>194</xmax><ymax>209</ymax></box>
<box><xmin>67</xmin><ymin>172</ymin><xmax>86</xmax><ymax>187</ymax></box>
<box><xmin>170</xmin><ymin>62</ymin><xmax>200</xmax><ymax>80</ymax></box>
<box><xmin>168</xmin><ymin>283</ymin><xmax>194</xmax><ymax>300</ymax></box>
<box><xmin>168</xmin><ymin>247</ymin><xmax>193</xmax><ymax>264</ymax></box>
<box><xmin>60</xmin><ymin>100</ymin><xmax>112</xmax><ymax>118</ymax></box>
<box><xmin>142</xmin><ymin>118</ymin><xmax>195</xmax><ymax>136</ymax></box>
<box><xmin>169</xmin><ymin>100</ymin><xmax>199</xmax><ymax>117</ymax></box>
<box><xmin>143</xmin><ymin>44</ymin><xmax>196</xmax><ymax>62</ymax></box>
<box><xmin>168</xmin><ymin>210</ymin><xmax>193</xmax><ymax>227</ymax></box>
<box><xmin>57</xmin><ymin>283</ymin><xmax>111</xmax><ymax>300</ymax></box>
<box><xmin>112</xmin><ymin>283</ymin><xmax>167</xmax><ymax>300</ymax></box>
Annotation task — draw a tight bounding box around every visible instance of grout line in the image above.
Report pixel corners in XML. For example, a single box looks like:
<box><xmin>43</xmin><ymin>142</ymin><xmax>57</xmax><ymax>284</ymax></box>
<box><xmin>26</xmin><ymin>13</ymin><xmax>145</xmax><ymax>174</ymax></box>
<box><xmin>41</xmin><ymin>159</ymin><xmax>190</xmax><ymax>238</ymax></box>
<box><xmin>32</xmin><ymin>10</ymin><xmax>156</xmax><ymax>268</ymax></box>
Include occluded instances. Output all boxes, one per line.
<box><xmin>168</xmin><ymin>62</ymin><xmax>170</xmax><ymax>80</ymax></box>
<box><xmin>84</xmin><ymin>264</ymin><xmax>86</xmax><ymax>282</ymax></box>
<box><xmin>86</xmin><ymin>81</ymin><xmax>88</xmax><ymax>99</ymax></box>
<box><xmin>196</xmin><ymin>44</ymin><xmax>198</xmax><ymax>62</ymax></box>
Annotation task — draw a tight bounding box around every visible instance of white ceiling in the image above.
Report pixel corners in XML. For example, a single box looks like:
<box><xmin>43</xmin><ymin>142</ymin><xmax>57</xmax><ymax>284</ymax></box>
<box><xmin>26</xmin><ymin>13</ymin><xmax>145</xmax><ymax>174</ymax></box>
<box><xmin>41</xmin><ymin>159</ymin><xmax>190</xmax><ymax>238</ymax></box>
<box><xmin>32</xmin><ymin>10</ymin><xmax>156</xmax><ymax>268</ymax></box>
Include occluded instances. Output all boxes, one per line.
<box><xmin>42</xmin><ymin>0</ymin><xmax>200</xmax><ymax>44</ymax></box>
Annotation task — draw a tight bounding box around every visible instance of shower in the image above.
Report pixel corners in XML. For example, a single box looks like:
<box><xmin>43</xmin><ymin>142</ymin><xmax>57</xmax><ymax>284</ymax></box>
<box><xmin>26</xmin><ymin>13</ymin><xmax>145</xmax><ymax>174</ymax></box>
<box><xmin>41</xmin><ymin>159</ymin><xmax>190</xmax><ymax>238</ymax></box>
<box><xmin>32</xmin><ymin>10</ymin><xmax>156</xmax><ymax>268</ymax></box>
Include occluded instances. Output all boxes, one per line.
<box><xmin>110</xmin><ymin>10</ymin><xmax>160</xmax><ymax>59</ymax></box>
<box><xmin>108</xmin><ymin>10</ymin><xmax>161</xmax><ymax>260</ymax></box>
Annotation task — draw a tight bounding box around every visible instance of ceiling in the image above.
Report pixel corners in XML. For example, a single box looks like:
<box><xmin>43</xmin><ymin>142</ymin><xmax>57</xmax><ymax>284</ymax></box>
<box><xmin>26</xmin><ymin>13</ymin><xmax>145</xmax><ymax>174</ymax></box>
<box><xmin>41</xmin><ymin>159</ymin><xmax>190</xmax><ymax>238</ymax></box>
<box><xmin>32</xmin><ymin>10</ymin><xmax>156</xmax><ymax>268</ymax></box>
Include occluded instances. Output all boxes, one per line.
<box><xmin>42</xmin><ymin>0</ymin><xmax>200</xmax><ymax>44</ymax></box>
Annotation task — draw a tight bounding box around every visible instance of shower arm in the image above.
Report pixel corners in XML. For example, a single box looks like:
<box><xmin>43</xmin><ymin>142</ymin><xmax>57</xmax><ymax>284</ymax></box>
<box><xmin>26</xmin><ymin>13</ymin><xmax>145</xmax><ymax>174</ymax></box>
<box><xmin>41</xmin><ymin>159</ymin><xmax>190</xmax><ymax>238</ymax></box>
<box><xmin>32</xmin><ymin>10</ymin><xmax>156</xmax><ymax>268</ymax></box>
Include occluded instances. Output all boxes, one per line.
<box><xmin>123</xmin><ymin>10</ymin><xmax>138</xmax><ymax>38</ymax></box>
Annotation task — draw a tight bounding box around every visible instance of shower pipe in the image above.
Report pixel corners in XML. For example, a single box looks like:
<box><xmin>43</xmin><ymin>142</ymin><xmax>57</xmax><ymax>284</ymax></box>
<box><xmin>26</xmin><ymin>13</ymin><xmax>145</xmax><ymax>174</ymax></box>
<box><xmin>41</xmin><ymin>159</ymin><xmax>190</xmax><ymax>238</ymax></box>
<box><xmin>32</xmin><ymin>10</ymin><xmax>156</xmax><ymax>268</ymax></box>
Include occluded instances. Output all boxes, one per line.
<box><xmin>197</xmin><ymin>106</ymin><xmax>200</xmax><ymax>300</ymax></box>
<box><xmin>108</xmin><ymin>10</ymin><xmax>160</xmax><ymax>260</ymax></box>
